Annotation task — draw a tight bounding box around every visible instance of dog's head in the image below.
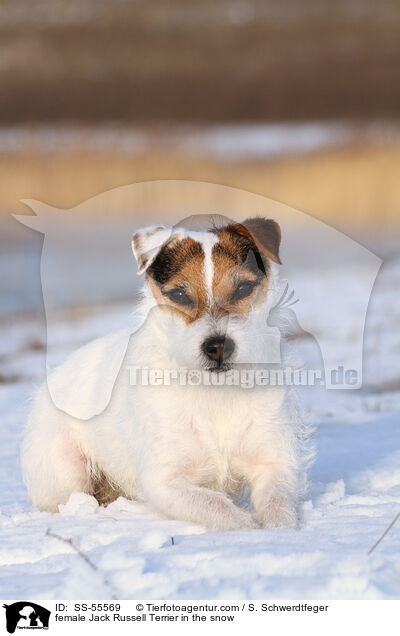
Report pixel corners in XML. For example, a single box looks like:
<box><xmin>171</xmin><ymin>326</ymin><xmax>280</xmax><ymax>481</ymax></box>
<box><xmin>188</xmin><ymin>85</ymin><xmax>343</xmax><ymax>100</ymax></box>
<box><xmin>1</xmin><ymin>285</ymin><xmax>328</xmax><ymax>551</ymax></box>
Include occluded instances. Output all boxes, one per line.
<box><xmin>132</xmin><ymin>216</ymin><xmax>282</xmax><ymax>370</ymax></box>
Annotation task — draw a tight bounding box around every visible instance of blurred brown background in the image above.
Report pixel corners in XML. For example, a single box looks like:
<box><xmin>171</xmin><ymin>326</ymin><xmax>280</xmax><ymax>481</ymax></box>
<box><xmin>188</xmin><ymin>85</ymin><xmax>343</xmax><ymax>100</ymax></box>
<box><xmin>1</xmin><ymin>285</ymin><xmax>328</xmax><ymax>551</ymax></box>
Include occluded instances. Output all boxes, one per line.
<box><xmin>0</xmin><ymin>0</ymin><xmax>399</xmax><ymax>244</ymax></box>
<box><xmin>1</xmin><ymin>0</ymin><xmax>400</xmax><ymax>123</ymax></box>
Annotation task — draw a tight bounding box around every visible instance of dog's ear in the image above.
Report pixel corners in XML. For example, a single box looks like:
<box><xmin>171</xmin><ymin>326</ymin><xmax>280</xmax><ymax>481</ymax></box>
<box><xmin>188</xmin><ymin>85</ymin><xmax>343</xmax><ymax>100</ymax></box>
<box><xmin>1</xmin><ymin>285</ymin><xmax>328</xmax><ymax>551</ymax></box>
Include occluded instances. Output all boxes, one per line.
<box><xmin>132</xmin><ymin>225</ymin><xmax>171</xmax><ymax>274</ymax></box>
<box><xmin>241</xmin><ymin>217</ymin><xmax>282</xmax><ymax>264</ymax></box>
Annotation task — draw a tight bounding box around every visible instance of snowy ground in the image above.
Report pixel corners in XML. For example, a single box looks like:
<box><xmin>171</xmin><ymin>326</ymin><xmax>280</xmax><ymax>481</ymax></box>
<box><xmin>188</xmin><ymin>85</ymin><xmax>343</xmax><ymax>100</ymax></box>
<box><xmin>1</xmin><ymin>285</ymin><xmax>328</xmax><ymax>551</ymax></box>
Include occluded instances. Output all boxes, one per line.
<box><xmin>1</xmin><ymin>253</ymin><xmax>400</xmax><ymax>600</ymax></box>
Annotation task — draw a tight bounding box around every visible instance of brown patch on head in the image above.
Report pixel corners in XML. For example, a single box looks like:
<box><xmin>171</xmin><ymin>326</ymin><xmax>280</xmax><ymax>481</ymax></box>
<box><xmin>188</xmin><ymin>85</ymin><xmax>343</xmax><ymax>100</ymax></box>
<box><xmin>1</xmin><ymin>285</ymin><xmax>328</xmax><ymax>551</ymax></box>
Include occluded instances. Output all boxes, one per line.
<box><xmin>210</xmin><ymin>218</ymin><xmax>281</xmax><ymax>317</ymax></box>
<box><xmin>211</xmin><ymin>228</ymin><xmax>267</xmax><ymax>317</ymax></box>
<box><xmin>147</xmin><ymin>236</ymin><xmax>208</xmax><ymax>324</ymax></box>
<box><xmin>143</xmin><ymin>219</ymin><xmax>282</xmax><ymax>324</ymax></box>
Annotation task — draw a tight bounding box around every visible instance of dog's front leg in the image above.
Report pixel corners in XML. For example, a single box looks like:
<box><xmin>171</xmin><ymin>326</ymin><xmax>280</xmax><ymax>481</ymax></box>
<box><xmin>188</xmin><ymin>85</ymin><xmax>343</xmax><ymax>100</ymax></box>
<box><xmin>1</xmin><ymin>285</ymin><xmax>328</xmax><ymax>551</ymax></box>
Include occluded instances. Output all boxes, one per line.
<box><xmin>140</xmin><ymin>473</ymin><xmax>255</xmax><ymax>532</ymax></box>
<box><xmin>246</xmin><ymin>464</ymin><xmax>298</xmax><ymax>529</ymax></box>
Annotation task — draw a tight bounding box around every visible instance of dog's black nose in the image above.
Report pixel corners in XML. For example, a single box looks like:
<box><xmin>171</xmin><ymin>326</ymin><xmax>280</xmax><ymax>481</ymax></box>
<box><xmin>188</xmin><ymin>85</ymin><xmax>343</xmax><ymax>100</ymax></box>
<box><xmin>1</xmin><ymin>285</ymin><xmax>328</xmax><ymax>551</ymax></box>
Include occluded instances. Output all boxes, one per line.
<box><xmin>202</xmin><ymin>336</ymin><xmax>235</xmax><ymax>367</ymax></box>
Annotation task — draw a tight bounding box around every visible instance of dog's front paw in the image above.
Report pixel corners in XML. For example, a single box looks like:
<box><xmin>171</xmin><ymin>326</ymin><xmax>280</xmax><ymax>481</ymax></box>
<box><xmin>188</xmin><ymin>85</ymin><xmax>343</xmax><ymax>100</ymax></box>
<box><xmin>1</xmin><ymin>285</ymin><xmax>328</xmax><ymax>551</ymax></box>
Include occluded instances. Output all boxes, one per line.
<box><xmin>206</xmin><ymin>500</ymin><xmax>256</xmax><ymax>532</ymax></box>
<box><xmin>258</xmin><ymin>496</ymin><xmax>297</xmax><ymax>529</ymax></box>
<box><xmin>227</xmin><ymin>508</ymin><xmax>257</xmax><ymax>532</ymax></box>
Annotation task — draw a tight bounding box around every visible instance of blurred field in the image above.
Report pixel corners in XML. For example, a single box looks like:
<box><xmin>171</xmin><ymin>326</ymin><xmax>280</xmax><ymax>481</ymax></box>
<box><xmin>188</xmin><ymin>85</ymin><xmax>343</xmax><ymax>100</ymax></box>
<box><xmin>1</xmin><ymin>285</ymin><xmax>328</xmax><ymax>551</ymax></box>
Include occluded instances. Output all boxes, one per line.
<box><xmin>1</xmin><ymin>141</ymin><xmax>399</xmax><ymax>238</ymax></box>
<box><xmin>0</xmin><ymin>0</ymin><xmax>399</xmax><ymax>123</ymax></box>
<box><xmin>0</xmin><ymin>1</ymin><xmax>399</xmax><ymax>241</ymax></box>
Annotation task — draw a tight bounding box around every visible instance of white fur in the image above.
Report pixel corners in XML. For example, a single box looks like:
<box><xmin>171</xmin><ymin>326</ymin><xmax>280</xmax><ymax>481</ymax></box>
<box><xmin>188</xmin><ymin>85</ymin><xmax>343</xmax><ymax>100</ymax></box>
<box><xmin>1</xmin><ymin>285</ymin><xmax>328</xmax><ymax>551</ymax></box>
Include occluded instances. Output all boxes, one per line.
<box><xmin>198</xmin><ymin>230</ymin><xmax>218</xmax><ymax>298</ymax></box>
<box><xmin>21</xmin><ymin>225</ymin><xmax>312</xmax><ymax>531</ymax></box>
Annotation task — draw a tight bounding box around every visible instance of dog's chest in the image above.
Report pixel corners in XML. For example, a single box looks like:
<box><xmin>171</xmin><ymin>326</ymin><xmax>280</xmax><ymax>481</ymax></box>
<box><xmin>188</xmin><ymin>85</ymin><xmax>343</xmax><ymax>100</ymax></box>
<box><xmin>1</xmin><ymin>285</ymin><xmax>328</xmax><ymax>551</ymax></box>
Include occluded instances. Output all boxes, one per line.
<box><xmin>172</xmin><ymin>386</ymin><xmax>274</xmax><ymax>491</ymax></box>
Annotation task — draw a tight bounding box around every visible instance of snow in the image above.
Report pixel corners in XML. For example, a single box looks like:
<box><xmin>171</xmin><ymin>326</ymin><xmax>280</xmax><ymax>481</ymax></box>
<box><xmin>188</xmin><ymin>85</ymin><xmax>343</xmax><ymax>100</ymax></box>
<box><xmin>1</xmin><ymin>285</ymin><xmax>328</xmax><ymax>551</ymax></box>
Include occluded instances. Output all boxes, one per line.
<box><xmin>0</xmin><ymin>254</ymin><xmax>399</xmax><ymax>600</ymax></box>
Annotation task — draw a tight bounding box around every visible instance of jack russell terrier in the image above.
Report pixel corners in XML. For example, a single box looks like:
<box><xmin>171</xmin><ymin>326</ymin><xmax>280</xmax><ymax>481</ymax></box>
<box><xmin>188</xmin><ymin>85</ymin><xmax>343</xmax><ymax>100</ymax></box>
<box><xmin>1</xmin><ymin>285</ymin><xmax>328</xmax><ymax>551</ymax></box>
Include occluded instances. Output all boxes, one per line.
<box><xmin>22</xmin><ymin>215</ymin><xmax>311</xmax><ymax>531</ymax></box>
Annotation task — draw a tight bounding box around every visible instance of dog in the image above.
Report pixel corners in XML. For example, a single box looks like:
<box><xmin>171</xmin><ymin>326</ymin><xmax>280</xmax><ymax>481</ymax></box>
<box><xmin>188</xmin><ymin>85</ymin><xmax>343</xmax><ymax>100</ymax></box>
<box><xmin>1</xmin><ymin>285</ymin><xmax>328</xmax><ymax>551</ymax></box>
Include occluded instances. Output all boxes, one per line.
<box><xmin>21</xmin><ymin>215</ymin><xmax>310</xmax><ymax>531</ymax></box>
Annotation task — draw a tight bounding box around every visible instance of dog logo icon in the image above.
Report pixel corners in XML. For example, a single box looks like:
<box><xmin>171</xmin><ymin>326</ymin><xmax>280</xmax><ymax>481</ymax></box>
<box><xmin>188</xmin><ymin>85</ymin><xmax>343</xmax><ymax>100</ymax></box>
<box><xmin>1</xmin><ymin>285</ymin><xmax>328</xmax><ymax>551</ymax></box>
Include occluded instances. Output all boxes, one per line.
<box><xmin>3</xmin><ymin>602</ymin><xmax>50</xmax><ymax>634</ymax></box>
<box><xmin>14</xmin><ymin>181</ymin><xmax>382</xmax><ymax>420</ymax></box>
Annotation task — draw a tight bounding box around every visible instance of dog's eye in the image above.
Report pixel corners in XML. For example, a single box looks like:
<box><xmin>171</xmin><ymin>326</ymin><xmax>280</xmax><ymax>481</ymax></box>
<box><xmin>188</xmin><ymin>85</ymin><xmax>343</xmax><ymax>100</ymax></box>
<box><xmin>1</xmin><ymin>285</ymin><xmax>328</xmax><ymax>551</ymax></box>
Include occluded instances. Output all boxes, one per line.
<box><xmin>232</xmin><ymin>280</ymin><xmax>257</xmax><ymax>302</ymax></box>
<box><xmin>166</xmin><ymin>288</ymin><xmax>193</xmax><ymax>306</ymax></box>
